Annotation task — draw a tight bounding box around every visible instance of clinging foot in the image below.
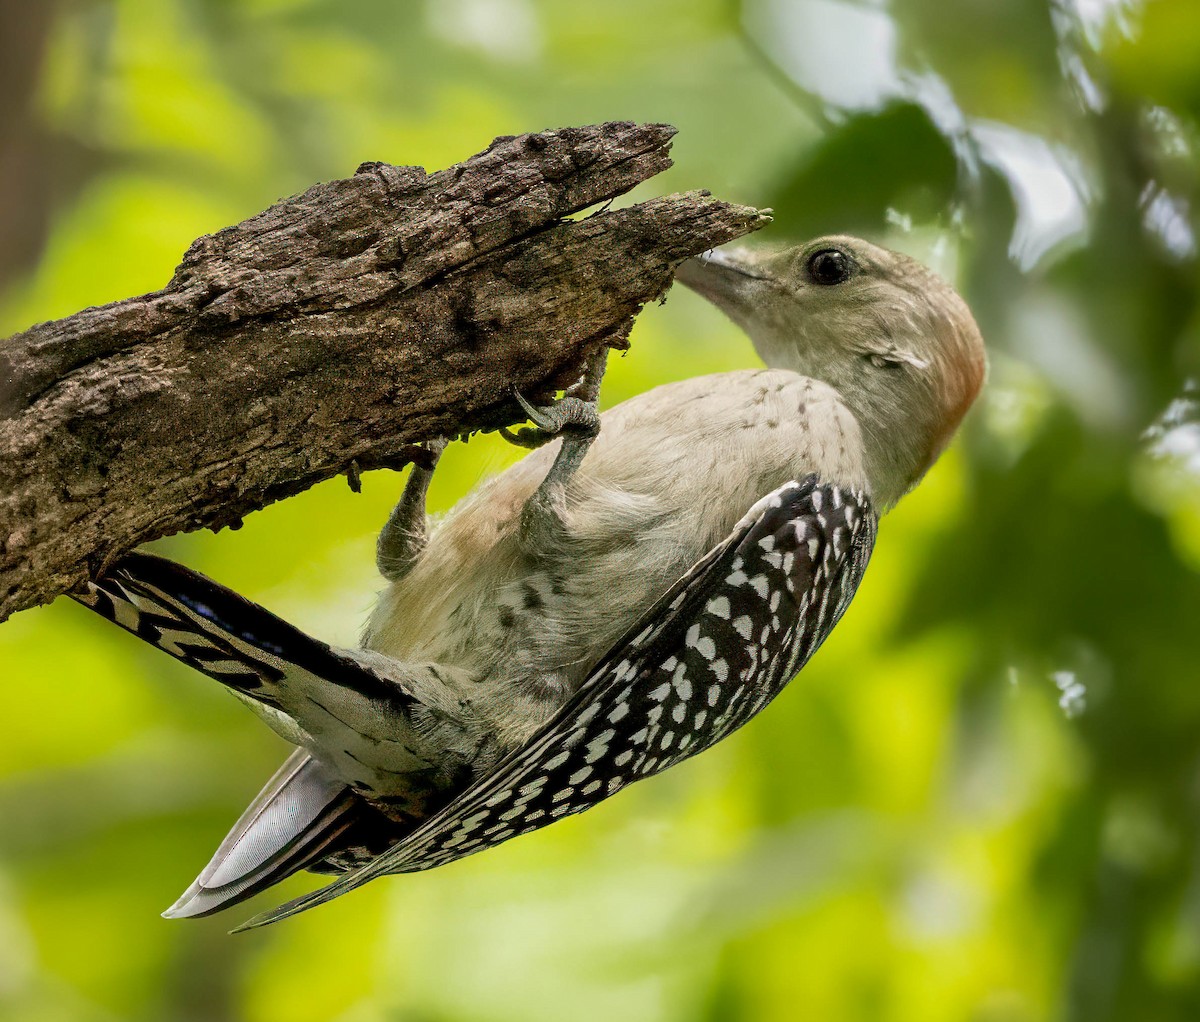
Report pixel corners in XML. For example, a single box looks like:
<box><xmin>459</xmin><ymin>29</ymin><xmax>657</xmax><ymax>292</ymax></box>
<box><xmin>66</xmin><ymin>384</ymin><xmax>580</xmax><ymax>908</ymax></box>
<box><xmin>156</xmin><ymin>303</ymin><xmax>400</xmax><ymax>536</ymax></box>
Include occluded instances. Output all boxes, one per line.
<box><xmin>498</xmin><ymin>391</ymin><xmax>601</xmax><ymax>450</ymax></box>
<box><xmin>376</xmin><ymin>437</ymin><xmax>449</xmax><ymax>581</ymax></box>
<box><xmin>501</xmin><ymin>354</ymin><xmax>609</xmax><ymax>550</ymax></box>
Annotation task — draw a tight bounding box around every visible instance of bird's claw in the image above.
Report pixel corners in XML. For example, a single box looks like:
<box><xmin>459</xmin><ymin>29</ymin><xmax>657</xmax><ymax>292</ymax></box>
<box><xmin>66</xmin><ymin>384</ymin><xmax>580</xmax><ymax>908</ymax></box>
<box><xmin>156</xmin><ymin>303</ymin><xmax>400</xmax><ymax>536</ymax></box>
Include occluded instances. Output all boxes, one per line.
<box><xmin>398</xmin><ymin>437</ymin><xmax>449</xmax><ymax>472</ymax></box>
<box><xmin>500</xmin><ymin>390</ymin><xmax>600</xmax><ymax>450</ymax></box>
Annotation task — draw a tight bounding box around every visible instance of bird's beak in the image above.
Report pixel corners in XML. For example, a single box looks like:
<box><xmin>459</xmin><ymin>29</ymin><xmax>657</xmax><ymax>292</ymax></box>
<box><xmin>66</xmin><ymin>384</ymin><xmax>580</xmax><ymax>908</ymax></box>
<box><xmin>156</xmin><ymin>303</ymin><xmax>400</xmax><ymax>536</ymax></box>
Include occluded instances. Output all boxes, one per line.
<box><xmin>674</xmin><ymin>247</ymin><xmax>773</xmax><ymax>322</ymax></box>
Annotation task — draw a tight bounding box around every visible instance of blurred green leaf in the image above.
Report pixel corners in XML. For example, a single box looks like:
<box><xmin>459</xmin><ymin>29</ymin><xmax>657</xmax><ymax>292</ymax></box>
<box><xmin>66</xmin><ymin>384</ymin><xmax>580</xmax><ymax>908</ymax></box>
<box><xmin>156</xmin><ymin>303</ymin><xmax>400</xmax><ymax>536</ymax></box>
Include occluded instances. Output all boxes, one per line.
<box><xmin>767</xmin><ymin>102</ymin><xmax>960</xmax><ymax>239</ymax></box>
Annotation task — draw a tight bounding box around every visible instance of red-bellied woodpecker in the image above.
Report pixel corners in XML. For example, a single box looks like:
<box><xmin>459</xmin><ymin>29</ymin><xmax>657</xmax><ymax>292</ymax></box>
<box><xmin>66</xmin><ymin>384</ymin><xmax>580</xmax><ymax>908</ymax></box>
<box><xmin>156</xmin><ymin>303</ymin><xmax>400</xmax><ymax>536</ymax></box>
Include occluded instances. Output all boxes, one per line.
<box><xmin>73</xmin><ymin>236</ymin><xmax>986</xmax><ymax>929</ymax></box>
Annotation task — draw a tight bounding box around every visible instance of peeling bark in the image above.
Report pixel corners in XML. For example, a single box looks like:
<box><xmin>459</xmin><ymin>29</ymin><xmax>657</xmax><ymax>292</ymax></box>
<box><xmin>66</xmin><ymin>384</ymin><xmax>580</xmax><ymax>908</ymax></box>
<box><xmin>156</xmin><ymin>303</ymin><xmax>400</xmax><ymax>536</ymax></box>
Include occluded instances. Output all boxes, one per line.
<box><xmin>0</xmin><ymin>121</ymin><xmax>770</xmax><ymax>621</ymax></box>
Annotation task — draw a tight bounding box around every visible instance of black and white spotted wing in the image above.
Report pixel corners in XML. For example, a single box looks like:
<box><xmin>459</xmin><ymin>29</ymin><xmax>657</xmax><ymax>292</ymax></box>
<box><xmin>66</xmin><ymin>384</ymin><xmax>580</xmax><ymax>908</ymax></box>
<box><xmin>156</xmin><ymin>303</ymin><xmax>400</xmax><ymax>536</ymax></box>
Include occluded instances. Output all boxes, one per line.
<box><xmin>72</xmin><ymin>551</ymin><xmax>409</xmax><ymax>717</ymax></box>
<box><xmin>237</xmin><ymin>476</ymin><xmax>877</xmax><ymax>930</ymax></box>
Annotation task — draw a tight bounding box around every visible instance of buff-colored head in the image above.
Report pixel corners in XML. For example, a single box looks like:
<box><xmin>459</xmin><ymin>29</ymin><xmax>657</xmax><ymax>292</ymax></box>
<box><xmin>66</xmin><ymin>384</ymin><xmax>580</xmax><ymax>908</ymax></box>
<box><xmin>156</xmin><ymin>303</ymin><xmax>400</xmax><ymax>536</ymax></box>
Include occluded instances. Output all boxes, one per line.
<box><xmin>675</xmin><ymin>235</ymin><xmax>986</xmax><ymax>508</ymax></box>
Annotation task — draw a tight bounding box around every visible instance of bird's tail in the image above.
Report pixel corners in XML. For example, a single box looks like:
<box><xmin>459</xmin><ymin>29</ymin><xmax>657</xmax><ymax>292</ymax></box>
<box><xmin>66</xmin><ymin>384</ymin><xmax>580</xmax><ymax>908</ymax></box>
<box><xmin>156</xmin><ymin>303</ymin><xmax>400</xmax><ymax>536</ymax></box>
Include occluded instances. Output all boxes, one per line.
<box><xmin>69</xmin><ymin>552</ymin><xmax>425</xmax><ymax>918</ymax></box>
<box><xmin>163</xmin><ymin>748</ymin><xmax>362</xmax><ymax>918</ymax></box>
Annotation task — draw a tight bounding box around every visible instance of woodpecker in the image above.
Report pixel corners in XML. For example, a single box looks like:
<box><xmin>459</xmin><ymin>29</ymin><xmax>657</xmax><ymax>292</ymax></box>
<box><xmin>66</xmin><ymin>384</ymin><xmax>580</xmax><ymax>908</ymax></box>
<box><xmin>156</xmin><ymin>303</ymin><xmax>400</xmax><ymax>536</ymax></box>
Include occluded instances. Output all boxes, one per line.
<box><xmin>73</xmin><ymin>236</ymin><xmax>986</xmax><ymax>930</ymax></box>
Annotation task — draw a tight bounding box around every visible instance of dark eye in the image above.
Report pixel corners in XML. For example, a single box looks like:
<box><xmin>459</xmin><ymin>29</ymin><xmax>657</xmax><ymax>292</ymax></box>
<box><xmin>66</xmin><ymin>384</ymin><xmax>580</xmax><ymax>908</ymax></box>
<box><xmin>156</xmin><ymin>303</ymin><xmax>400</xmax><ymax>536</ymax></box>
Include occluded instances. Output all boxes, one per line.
<box><xmin>806</xmin><ymin>248</ymin><xmax>854</xmax><ymax>285</ymax></box>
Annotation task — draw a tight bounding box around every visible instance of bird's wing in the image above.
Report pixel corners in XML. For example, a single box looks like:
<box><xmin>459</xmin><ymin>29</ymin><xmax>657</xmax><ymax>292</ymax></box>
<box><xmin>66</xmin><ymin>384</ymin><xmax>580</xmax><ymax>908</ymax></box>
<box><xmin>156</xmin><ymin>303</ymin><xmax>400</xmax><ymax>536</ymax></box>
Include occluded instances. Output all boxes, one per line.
<box><xmin>72</xmin><ymin>552</ymin><xmax>479</xmax><ymax>915</ymax></box>
<box><xmin>73</xmin><ymin>552</ymin><xmax>409</xmax><ymax>722</ymax></box>
<box><xmin>71</xmin><ymin>552</ymin><xmax>459</xmax><ymax>781</ymax></box>
<box><xmin>236</xmin><ymin>476</ymin><xmax>877</xmax><ymax>930</ymax></box>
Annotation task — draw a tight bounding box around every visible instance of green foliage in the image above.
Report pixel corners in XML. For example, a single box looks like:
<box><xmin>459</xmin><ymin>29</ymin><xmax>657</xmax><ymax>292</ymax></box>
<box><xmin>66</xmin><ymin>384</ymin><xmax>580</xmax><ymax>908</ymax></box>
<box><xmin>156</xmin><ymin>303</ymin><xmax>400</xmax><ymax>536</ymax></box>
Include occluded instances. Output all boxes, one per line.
<box><xmin>1</xmin><ymin>1</ymin><xmax>1197</xmax><ymax>1019</ymax></box>
<box><xmin>770</xmin><ymin>102</ymin><xmax>961</xmax><ymax>238</ymax></box>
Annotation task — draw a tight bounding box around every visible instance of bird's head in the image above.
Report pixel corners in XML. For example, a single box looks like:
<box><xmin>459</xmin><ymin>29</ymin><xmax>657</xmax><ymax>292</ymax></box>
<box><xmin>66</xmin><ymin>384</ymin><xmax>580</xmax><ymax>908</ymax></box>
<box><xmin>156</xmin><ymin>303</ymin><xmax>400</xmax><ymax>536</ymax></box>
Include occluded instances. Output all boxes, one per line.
<box><xmin>675</xmin><ymin>235</ymin><xmax>987</xmax><ymax>507</ymax></box>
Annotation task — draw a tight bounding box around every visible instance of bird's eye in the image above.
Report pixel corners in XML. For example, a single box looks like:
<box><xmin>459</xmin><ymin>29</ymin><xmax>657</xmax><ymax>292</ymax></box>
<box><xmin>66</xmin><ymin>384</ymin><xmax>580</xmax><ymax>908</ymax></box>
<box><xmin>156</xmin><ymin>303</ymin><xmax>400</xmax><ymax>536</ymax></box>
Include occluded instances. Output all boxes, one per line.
<box><xmin>806</xmin><ymin>248</ymin><xmax>854</xmax><ymax>286</ymax></box>
<box><xmin>867</xmin><ymin>353</ymin><xmax>892</xmax><ymax>369</ymax></box>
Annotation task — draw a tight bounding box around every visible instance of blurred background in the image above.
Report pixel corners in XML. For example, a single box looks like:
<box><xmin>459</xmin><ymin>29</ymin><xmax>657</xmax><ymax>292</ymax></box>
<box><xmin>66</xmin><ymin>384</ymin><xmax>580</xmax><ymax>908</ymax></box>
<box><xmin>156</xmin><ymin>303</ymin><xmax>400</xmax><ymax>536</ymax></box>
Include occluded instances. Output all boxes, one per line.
<box><xmin>1</xmin><ymin>0</ymin><xmax>1198</xmax><ymax>1019</ymax></box>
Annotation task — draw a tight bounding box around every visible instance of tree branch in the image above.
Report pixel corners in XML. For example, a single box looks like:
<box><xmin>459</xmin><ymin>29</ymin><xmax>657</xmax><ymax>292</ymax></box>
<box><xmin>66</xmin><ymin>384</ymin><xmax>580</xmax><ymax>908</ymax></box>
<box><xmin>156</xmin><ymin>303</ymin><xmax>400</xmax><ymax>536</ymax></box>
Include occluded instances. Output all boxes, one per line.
<box><xmin>0</xmin><ymin>121</ymin><xmax>770</xmax><ymax>622</ymax></box>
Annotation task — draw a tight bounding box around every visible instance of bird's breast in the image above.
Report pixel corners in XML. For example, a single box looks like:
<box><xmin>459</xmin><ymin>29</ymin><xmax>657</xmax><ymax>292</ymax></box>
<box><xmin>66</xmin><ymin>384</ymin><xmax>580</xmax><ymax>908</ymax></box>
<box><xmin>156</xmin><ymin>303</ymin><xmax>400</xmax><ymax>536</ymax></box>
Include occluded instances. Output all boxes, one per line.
<box><xmin>367</xmin><ymin>368</ymin><xmax>870</xmax><ymax>749</ymax></box>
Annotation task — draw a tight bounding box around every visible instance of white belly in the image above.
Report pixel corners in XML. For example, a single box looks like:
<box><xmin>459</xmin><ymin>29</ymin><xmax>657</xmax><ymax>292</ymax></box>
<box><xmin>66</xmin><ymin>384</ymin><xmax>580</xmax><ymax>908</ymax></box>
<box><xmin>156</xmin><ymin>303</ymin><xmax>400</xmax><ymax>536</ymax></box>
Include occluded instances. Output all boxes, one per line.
<box><xmin>365</xmin><ymin>368</ymin><xmax>867</xmax><ymax>749</ymax></box>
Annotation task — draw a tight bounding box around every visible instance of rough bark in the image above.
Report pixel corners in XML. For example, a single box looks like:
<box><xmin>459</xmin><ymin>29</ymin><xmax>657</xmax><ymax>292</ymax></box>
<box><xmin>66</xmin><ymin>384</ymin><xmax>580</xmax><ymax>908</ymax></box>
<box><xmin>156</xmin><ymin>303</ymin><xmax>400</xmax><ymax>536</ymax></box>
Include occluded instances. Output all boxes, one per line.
<box><xmin>0</xmin><ymin>121</ymin><xmax>769</xmax><ymax>622</ymax></box>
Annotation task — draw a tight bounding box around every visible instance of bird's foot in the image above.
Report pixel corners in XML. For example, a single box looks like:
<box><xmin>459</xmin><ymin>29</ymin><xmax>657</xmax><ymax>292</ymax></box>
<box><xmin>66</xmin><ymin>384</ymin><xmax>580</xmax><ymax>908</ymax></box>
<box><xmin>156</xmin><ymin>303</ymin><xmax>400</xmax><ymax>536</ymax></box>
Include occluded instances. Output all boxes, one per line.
<box><xmin>404</xmin><ymin>436</ymin><xmax>449</xmax><ymax>470</ymax></box>
<box><xmin>499</xmin><ymin>390</ymin><xmax>601</xmax><ymax>450</ymax></box>
<box><xmin>377</xmin><ymin>437</ymin><xmax>450</xmax><ymax>581</ymax></box>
